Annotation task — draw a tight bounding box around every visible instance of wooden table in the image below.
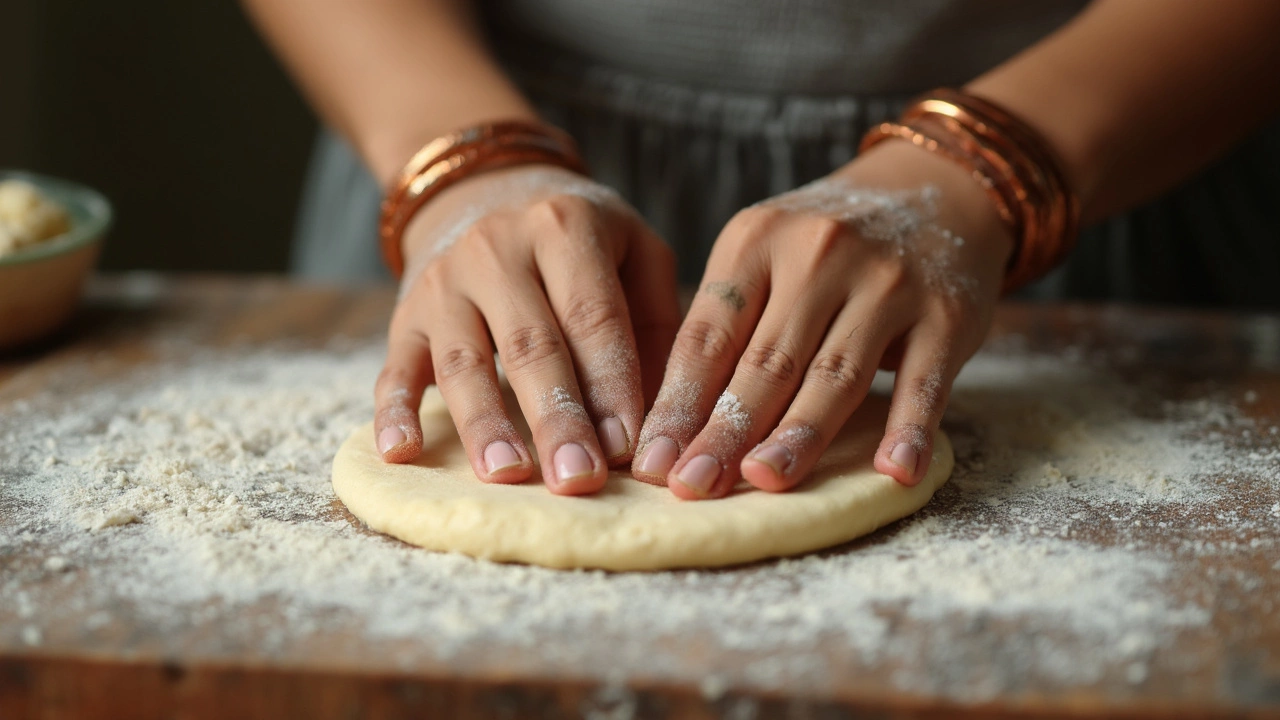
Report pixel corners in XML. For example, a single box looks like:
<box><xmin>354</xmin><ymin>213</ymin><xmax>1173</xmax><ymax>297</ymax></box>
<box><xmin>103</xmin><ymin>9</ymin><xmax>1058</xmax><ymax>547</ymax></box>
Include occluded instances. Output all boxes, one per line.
<box><xmin>2</xmin><ymin>275</ymin><xmax>1278</xmax><ymax>719</ymax></box>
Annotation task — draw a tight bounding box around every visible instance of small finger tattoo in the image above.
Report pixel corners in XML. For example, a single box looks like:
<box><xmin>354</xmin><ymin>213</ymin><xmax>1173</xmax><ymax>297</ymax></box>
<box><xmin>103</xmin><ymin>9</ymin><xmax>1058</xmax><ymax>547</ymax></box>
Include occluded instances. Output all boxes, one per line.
<box><xmin>704</xmin><ymin>281</ymin><xmax>746</xmax><ymax>312</ymax></box>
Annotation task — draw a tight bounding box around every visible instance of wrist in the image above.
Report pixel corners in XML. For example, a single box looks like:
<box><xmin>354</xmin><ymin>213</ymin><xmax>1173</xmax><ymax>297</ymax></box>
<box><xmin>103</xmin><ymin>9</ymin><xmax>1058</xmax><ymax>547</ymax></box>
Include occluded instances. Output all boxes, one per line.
<box><xmin>399</xmin><ymin>164</ymin><xmax>578</xmax><ymax>262</ymax></box>
<box><xmin>859</xmin><ymin>89</ymin><xmax>1080</xmax><ymax>293</ymax></box>
<box><xmin>398</xmin><ymin>163</ymin><xmax>627</xmax><ymax>292</ymax></box>
<box><xmin>379</xmin><ymin>121</ymin><xmax>586</xmax><ymax>277</ymax></box>
<box><xmin>836</xmin><ymin>141</ymin><xmax>1016</xmax><ymax>270</ymax></box>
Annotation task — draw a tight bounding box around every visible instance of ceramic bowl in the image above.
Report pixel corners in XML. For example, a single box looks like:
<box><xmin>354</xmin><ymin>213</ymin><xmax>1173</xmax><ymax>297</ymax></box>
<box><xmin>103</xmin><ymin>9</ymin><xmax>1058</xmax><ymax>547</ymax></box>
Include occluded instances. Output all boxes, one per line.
<box><xmin>0</xmin><ymin>171</ymin><xmax>112</xmax><ymax>350</ymax></box>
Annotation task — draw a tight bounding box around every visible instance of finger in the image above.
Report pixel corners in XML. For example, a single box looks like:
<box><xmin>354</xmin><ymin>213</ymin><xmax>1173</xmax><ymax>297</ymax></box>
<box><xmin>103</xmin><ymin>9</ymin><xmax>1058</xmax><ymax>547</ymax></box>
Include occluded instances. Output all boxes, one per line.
<box><xmin>629</xmin><ymin>237</ymin><xmax>770</xmax><ymax>486</ymax></box>
<box><xmin>620</xmin><ymin>225</ymin><xmax>681</xmax><ymax>411</ymax></box>
<box><xmin>373</xmin><ymin>323</ymin><xmax>432</xmax><ymax>464</ymax></box>
<box><xmin>873</xmin><ymin>318</ymin><xmax>961</xmax><ymax>486</ymax></box>
<box><xmin>665</xmin><ymin>262</ymin><xmax>849</xmax><ymax>500</ymax></box>
<box><xmin>475</xmin><ymin>265</ymin><xmax>609</xmax><ymax>496</ymax></box>
<box><xmin>425</xmin><ymin>294</ymin><xmax>535</xmax><ymax>484</ymax></box>
<box><xmin>739</xmin><ymin>294</ymin><xmax>909</xmax><ymax>492</ymax></box>
<box><xmin>535</xmin><ymin>208</ymin><xmax>648</xmax><ymax>467</ymax></box>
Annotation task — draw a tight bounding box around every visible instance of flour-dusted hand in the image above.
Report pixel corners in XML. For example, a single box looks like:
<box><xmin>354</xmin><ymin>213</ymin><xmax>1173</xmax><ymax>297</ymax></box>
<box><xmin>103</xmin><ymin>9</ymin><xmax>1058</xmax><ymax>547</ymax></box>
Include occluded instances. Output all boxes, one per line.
<box><xmin>375</xmin><ymin>165</ymin><xmax>680</xmax><ymax>495</ymax></box>
<box><xmin>633</xmin><ymin>142</ymin><xmax>1013</xmax><ymax>498</ymax></box>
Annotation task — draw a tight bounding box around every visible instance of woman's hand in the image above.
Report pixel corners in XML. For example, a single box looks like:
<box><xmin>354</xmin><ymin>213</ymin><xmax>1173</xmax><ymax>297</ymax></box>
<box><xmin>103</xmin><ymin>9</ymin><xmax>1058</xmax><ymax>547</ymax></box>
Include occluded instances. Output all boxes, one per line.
<box><xmin>631</xmin><ymin>141</ymin><xmax>1013</xmax><ymax>498</ymax></box>
<box><xmin>375</xmin><ymin>165</ymin><xmax>680</xmax><ymax>495</ymax></box>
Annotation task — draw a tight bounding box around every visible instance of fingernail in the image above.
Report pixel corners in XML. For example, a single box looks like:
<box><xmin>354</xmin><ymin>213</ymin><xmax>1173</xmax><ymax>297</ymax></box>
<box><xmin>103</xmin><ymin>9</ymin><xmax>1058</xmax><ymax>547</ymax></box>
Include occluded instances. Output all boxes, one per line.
<box><xmin>636</xmin><ymin>437</ymin><xmax>678</xmax><ymax>477</ymax></box>
<box><xmin>749</xmin><ymin>444</ymin><xmax>792</xmax><ymax>477</ymax></box>
<box><xmin>377</xmin><ymin>426</ymin><xmax>407</xmax><ymax>455</ymax></box>
<box><xmin>553</xmin><ymin>443</ymin><xmax>595</xmax><ymax>484</ymax></box>
<box><xmin>675</xmin><ymin>454</ymin><xmax>721</xmax><ymax>496</ymax></box>
<box><xmin>597</xmin><ymin>417</ymin><xmax>629</xmax><ymax>458</ymax></box>
<box><xmin>889</xmin><ymin>443</ymin><xmax>918</xmax><ymax>474</ymax></box>
<box><xmin>483</xmin><ymin>441</ymin><xmax>521</xmax><ymax>474</ymax></box>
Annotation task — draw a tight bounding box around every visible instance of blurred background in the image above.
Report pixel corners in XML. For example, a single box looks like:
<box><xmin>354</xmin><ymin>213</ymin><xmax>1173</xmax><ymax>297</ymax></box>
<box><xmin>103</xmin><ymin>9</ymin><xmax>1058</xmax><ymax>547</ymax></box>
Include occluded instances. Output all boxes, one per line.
<box><xmin>0</xmin><ymin>1</ymin><xmax>314</xmax><ymax>272</ymax></box>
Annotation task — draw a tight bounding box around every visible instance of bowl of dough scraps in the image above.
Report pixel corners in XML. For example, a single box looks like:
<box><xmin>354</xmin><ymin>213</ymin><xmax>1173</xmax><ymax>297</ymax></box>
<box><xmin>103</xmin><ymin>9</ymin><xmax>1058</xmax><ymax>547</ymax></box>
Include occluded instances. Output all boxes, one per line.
<box><xmin>0</xmin><ymin>171</ymin><xmax>112</xmax><ymax>350</ymax></box>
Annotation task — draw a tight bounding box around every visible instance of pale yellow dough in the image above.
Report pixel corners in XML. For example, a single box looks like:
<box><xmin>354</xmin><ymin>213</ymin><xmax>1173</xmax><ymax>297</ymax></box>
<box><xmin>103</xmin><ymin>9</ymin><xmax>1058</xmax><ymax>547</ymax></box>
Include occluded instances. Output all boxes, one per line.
<box><xmin>332</xmin><ymin>388</ymin><xmax>953</xmax><ymax>571</ymax></box>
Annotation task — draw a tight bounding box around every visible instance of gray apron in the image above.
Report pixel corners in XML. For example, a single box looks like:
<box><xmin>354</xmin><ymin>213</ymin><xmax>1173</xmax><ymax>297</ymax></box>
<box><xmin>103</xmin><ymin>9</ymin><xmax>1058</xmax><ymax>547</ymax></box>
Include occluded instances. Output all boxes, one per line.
<box><xmin>293</xmin><ymin>0</ymin><xmax>1280</xmax><ymax>308</ymax></box>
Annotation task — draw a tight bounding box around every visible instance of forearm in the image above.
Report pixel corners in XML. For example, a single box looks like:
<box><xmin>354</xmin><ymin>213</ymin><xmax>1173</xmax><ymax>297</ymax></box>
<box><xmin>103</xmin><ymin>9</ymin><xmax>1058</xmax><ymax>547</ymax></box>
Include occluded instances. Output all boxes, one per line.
<box><xmin>241</xmin><ymin>0</ymin><xmax>536</xmax><ymax>186</ymax></box>
<box><xmin>967</xmin><ymin>0</ymin><xmax>1280</xmax><ymax>225</ymax></box>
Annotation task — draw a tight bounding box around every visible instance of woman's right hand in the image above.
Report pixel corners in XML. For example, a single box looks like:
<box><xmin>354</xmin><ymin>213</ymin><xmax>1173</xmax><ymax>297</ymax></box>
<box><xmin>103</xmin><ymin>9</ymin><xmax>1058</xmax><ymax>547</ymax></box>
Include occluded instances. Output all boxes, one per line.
<box><xmin>373</xmin><ymin>165</ymin><xmax>681</xmax><ymax>495</ymax></box>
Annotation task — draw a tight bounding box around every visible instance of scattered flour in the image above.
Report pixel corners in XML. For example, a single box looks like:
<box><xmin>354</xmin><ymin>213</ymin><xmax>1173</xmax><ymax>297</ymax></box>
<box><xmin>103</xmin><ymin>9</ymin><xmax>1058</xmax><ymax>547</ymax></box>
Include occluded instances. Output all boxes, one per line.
<box><xmin>1</xmin><ymin>338</ymin><xmax>1276</xmax><ymax>701</ymax></box>
<box><xmin>681</xmin><ymin>390</ymin><xmax>754</xmax><ymax>462</ymax></box>
<box><xmin>637</xmin><ymin>374</ymin><xmax>704</xmax><ymax>451</ymax></box>
<box><xmin>539</xmin><ymin>384</ymin><xmax>591</xmax><ymax>424</ymax></box>
<box><xmin>777</xmin><ymin>425</ymin><xmax>818</xmax><ymax>446</ymax></box>
<box><xmin>772</xmin><ymin>423</ymin><xmax>821</xmax><ymax>465</ymax></box>
<box><xmin>711</xmin><ymin>392</ymin><xmax>750</xmax><ymax>432</ymax></box>
<box><xmin>760</xmin><ymin>180</ymin><xmax>978</xmax><ymax>299</ymax></box>
<box><xmin>583</xmin><ymin>339</ymin><xmax>640</xmax><ymax>421</ymax></box>
<box><xmin>20</xmin><ymin>626</ymin><xmax>42</xmax><ymax>647</ymax></box>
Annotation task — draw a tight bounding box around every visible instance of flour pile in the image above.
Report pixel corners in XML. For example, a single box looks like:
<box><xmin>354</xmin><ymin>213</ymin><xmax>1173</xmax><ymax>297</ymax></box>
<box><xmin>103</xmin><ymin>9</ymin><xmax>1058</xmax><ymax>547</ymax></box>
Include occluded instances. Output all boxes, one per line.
<box><xmin>2</xmin><ymin>338</ymin><xmax>1277</xmax><ymax>701</ymax></box>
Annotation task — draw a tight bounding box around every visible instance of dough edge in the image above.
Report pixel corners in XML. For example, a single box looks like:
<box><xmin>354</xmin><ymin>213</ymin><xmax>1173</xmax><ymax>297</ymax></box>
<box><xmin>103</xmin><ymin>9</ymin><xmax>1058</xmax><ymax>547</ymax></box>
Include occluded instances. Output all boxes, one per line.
<box><xmin>332</xmin><ymin>408</ymin><xmax>954</xmax><ymax>572</ymax></box>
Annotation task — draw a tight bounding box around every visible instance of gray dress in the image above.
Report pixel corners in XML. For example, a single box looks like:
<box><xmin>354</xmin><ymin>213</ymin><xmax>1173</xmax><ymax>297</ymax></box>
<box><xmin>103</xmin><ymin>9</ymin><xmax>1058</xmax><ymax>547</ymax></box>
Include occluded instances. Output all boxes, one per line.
<box><xmin>293</xmin><ymin>0</ymin><xmax>1280</xmax><ymax>308</ymax></box>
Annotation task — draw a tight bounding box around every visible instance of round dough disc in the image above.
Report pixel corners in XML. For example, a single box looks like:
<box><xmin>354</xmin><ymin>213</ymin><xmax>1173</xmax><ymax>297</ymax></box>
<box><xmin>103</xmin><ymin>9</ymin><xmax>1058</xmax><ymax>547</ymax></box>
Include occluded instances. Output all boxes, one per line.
<box><xmin>332</xmin><ymin>388</ymin><xmax>953</xmax><ymax>571</ymax></box>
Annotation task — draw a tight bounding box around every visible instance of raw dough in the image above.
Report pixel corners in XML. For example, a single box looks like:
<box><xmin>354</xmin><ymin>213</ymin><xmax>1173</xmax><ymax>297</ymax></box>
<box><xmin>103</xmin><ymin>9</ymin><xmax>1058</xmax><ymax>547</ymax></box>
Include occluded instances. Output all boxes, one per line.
<box><xmin>332</xmin><ymin>386</ymin><xmax>953</xmax><ymax>571</ymax></box>
<box><xmin>0</xmin><ymin>180</ymin><xmax>71</xmax><ymax>258</ymax></box>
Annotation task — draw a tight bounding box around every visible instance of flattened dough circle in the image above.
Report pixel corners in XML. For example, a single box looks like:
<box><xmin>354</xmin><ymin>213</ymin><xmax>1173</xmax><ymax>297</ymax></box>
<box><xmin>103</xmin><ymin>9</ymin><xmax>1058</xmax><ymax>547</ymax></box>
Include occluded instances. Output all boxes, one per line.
<box><xmin>332</xmin><ymin>389</ymin><xmax>952</xmax><ymax>571</ymax></box>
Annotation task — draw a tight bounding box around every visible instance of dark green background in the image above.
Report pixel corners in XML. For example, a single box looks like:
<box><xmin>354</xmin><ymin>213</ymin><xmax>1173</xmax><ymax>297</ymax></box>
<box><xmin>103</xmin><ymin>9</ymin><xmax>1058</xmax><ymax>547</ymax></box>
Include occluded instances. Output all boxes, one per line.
<box><xmin>0</xmin><ymin>1</ymin><xmax>316</xmax><ymax>272</ymax></box>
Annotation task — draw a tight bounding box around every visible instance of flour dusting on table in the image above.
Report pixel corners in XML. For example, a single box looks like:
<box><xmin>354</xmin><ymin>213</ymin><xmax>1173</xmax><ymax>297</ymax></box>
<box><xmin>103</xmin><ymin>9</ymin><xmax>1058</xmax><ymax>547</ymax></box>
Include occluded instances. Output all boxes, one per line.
<box><xmin>1</xmin><ymin>338</ymin><xmax>1277</xmax><ymax>702</ymax></box>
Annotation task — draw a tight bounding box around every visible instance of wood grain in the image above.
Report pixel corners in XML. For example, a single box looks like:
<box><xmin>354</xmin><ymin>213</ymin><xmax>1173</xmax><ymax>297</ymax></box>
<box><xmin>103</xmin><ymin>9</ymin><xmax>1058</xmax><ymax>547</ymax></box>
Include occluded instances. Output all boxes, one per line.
<box><xmin>2</xmin><ymin>275</ymin><xmax>1278</xmax><ymax>719</ymax></box>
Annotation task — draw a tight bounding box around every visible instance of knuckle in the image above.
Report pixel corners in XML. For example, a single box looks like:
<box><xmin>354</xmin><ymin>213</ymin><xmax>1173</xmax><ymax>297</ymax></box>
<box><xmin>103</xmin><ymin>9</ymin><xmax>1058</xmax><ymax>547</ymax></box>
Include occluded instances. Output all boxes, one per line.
<box><xmin>870</xmin><ymin>261</ymin><xmax>911</xmax><ymax>299</ymax></box>
<box><xmin>454</xmin><ymin>219</ymin><xmax>507</xmax><ymax>264</ymax></box>
<box><xmin>435</xmin><ymin>343</ymin><xmax>489</xmax><ymax>382</ymax></box>
<box><xmin>807</xmin><ymin>352</ymin><xmax>865</xmax><ymax>397</ymax></box>
<box><xmin>418</xmin><ymin>261</ymin><xmax>449</xmax><ymax>287</ymax></box>
<box><xmin>715</xmin><ymin>208</ymin><xmax>780</xmax><ymax>258</ymax></box>
<box><xmin>672</xmin><ymin>319</ymin><xmax>737</xmax><ymax>366</ymax></box>
<box><xmin>460</xmin><ymin>217</ymin><xmax>500</xmax><ymax>248</ymax></box>
<box><xmin>529</xmin><ymin>194</ymin><xmax>593</xmax><ymax>232</ymax></box>
<box><xmin>730</xmin><ymin>205</ymin><xmax>786</xmax><ymax>235</ymax></box>
<box><xmin>501</xmin><ymin>323</ymin><xmax>564</xmax><ymax>372</ymax></box>
<box><xmin>560</xmin><ymin>295</ymin><xmax>626</xmax><ymax>340</ymax></box>
<box><xmin>411</xmin><ymin>267</ymin><xmax>457</xmax><ymax>304</ymax></box>
<box><xmin>741</xmin><ymin>343</ymin><xmax>798</xmax><ymax>386</ymax></box>
<box><xmin>807</xmin><ymin>217</ymin><xmax>846</xmax><ymax>251</ymax></box>
<box><xmin>796</xmin><ymin>217</ymin><xmax>849</xmax><ymax>275</ymax></box>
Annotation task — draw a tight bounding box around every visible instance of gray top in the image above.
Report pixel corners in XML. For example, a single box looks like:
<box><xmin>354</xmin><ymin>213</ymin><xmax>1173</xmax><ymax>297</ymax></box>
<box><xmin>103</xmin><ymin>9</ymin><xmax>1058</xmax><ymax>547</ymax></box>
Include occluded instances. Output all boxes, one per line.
<box><xmin>485</xmin><ymin>0</ymin><xmax>1085</xmax><ymax>95</ymax></box>
<box><xmin>293</xmin><ymin>0</ymin><xmax>1280</xmax><ymax>308</ymax></box>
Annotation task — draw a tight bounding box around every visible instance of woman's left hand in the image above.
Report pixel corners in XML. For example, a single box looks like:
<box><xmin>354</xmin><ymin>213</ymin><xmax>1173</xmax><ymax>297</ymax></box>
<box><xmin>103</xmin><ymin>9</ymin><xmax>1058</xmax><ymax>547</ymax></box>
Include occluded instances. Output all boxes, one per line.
<box><xmin>631</xmin><ymin>140</ymin><xmax>1015</xmax><ymax>498</ymax></box>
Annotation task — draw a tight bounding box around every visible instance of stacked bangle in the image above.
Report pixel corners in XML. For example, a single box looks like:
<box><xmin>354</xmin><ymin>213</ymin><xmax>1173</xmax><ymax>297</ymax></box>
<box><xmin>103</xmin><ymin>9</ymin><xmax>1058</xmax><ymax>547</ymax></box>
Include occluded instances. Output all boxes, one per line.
<box><xmin>859</xmin><ymin>89</ymin><xmax>1080</xmax><ymax>294</ymax></box>
<box><xmin>378</xmin><ymin>120</ymin><xmax>588</xmax><ymax>277</ymax></box>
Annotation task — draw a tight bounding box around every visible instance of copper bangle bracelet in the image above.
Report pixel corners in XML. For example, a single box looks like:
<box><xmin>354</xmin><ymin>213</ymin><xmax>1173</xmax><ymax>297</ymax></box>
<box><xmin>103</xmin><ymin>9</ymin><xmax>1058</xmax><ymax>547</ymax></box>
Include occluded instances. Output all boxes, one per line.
<box><xmin>860</xmin><ymin>89</ymin><xmax>1080</xmax><ymax>294</ymax></box>
<box><xmin>905</xmin><ymin>92</ymin><xmax>1078</xmax><ymax>291</ymax></box>
<box><xmin>378</xmin><ymin>121</ymin><xmax>587</xmax><ymax>278</ymax></box>
<box><xmin>859</xmin><ymin>120</ymin><xmax>1023</xmax><ymax>245</ymax></box>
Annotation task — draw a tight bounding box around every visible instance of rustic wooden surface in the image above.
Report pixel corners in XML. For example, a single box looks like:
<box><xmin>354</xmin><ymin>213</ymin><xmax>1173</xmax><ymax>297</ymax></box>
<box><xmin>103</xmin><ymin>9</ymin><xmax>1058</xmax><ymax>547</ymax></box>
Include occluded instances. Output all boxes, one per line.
<box><xmin>1</xmin><ymin>275</ymin><xmax>1278</xmax><ymax>720</ymax></box>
